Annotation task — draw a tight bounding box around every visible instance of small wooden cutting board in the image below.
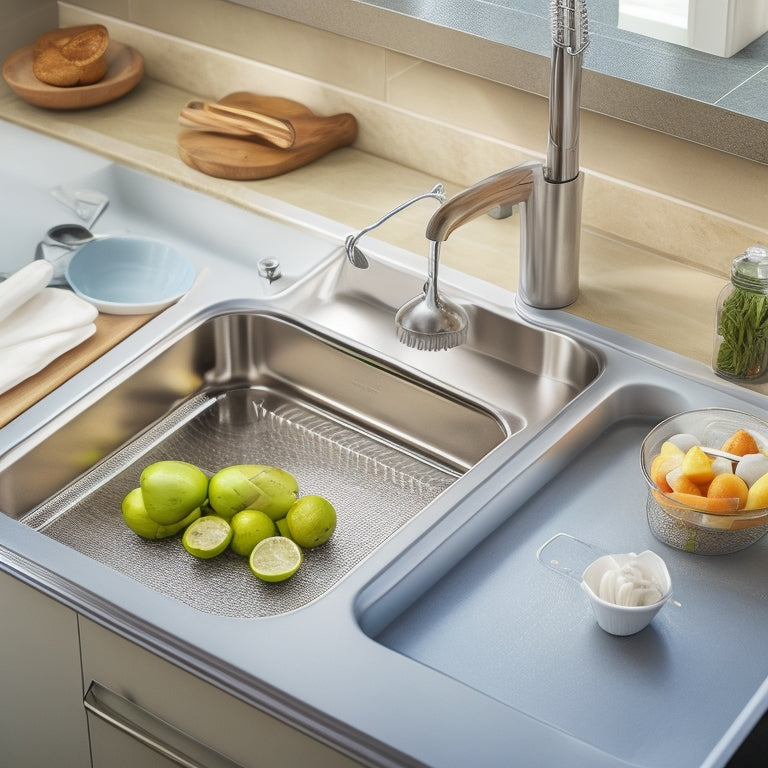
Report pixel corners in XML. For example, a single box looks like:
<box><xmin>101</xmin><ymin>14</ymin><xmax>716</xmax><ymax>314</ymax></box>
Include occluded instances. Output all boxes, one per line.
<box><xmin>177</xmin><ymin>92</ymin><xmax>357</xmax><ymax>179</ymax></box>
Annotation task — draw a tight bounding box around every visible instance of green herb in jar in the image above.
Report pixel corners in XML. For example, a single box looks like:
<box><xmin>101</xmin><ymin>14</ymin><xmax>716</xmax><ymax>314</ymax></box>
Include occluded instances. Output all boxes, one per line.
<box><xmin>716</xmin><ymin>287</ymin><xmax>768</xmax><ymax>378</ymax></box>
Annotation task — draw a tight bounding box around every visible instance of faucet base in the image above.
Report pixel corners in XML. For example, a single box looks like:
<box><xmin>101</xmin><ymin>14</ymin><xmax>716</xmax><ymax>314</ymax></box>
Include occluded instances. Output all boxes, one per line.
<box><xmin>518</xmin><ymin>168</ymin><xmax>583</xmax><ymax>309</ymax></box>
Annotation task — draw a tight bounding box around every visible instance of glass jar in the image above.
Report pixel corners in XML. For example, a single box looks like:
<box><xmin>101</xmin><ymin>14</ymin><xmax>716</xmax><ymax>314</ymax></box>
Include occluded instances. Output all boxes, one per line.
<box><xmin>714</xmin><ymin>245</ymin><xmax>768</xmax><ymax>381</ymax></box>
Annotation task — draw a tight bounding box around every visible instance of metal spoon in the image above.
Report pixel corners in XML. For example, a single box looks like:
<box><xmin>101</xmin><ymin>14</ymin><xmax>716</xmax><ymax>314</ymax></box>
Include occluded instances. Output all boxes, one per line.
<box><xmin>700</xmin><ymin>446</ymin><xmax>742</xmax><ymax>463</ymax></box>
<box><xmin>34</xmin><ymin>223</ymin><xmax>99</xmax><ymax>286</ymax></box>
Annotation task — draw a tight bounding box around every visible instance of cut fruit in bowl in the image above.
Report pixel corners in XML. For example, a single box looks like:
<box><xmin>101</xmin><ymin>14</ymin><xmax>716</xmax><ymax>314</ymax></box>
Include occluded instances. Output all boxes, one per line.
<box><xmin>641</xmin><ymin>408</ymin><xmax>768</xmax><ymax>554</ymax></box>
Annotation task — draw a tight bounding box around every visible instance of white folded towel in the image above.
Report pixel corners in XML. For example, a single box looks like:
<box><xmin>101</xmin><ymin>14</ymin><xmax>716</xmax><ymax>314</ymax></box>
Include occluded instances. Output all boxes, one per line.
<box><xmin>0</xmin><ymin>261</ymin><xmax>99</xmax><ymax>397</ymax></box>
<box><xmin>0</xmin><ymin>323</ymin><xmax>97</xmax><ymax>395</ymax></box>
<box><xmin>0</xmin><ymin>286</ymin><xmax>98</xmax><ymax>349</ymax></box>
<box><xmin>0</xmin><ymin>260</ymin><xmax>54</xmax><ymax>324</ymax></box>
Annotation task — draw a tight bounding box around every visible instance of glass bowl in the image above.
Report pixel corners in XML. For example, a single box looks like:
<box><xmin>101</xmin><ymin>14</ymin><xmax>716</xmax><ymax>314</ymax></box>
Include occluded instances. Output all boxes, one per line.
<box><xmin>641</xmin><ymin>408</ymin><xmax>768</xmax><ymax>554</ymax></box>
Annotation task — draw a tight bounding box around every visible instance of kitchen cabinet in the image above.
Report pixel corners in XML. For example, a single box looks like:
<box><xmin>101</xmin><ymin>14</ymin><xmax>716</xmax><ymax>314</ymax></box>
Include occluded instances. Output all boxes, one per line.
<box><xmin>0</xmin><ymin>567</ymin><xmax>364</xmax><ymax>767</ymax></box>
<box><xmin>0</xmin><ymin>570</ymin><xmax>91</xmax><ymax>768</ymax></box>
<box><xmin>79</xmin><ymin>616</ymin><xmax>365</xmax><ymax>768</ymax></box>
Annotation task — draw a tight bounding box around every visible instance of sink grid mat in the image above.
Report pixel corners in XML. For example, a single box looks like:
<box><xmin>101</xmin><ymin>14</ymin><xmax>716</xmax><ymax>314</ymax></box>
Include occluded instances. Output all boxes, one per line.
<box><xmin>23</xmin><ymin>387</ymin><xmax>456</xmax><ymax>618</ymax></box>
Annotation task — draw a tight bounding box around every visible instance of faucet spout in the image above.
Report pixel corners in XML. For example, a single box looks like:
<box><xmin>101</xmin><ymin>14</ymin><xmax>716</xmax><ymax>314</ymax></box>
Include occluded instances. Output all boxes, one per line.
<box><xmin>425</xmin><ymin>166</ymin><xmax>535</xmax><ymax>242</ymax></box>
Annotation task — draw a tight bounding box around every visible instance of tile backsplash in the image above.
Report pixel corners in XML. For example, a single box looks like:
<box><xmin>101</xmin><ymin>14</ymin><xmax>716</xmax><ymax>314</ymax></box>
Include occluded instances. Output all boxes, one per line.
<box><xmin>20</xmin><ymin>0</ymin><xmax>768</xmax><ymax>276</ymax></box>
<box><xmin>0</xmin><ymin>0</ymin><xmax>57</xmax><ymax>60</ymax></box>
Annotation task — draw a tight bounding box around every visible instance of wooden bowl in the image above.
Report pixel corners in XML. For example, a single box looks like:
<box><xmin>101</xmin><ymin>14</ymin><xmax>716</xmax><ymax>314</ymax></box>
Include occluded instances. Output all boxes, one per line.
<box><xmin>2</xmin><ymin>41</ymin><xmax>144</xmax><ymax>110</ymax></box>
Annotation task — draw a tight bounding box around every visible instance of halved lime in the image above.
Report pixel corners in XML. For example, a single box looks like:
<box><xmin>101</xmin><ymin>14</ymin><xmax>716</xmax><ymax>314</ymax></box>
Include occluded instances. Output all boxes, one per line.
<box><xmin>182</xmin><ymin>515</ymin><xmax>233</xmax><ymax>559</ymax></box>
<box><xmin>249</xmin><ymin>536</ymin><xmax>302</xmax><ymax>582</ymax></box>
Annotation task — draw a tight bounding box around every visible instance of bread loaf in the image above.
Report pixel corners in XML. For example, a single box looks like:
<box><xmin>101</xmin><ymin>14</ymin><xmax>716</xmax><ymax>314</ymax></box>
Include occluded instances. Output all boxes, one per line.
<box><xmin>32</xmin><ymin>24</ymin><xmax>109</xmax><ymax>87</ymax></box>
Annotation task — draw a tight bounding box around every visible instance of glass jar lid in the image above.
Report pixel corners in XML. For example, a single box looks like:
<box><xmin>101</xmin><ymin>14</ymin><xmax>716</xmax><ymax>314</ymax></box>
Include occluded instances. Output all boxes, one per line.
<box><xmin>732</xmin><ymin>245</ymin><xmax>768</xmax><ymax>292</ymax></box>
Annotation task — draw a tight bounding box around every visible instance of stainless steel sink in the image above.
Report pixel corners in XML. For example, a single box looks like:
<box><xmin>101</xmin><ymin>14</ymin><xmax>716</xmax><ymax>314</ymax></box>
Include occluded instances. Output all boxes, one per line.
<box><xmin>4</xmin><ymin>120</ymin><xmax>768</xmax><ymax>768</ymax></box>
<box><xmin>0</xmin><ymin>307</ymin><xmax>598</xmax><ymax>616</ymax></box>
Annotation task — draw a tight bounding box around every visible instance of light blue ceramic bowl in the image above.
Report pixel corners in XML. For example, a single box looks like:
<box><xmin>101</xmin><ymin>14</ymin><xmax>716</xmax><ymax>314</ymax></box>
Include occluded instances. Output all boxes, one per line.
<box><xmin>66</xmin><ymin>236</ymin><xmax>196</xmax><ymax>314</ymax></box>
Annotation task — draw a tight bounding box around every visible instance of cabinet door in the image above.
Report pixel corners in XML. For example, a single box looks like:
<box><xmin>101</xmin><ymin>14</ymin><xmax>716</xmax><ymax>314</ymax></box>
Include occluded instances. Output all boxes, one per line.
<box><xmin>79</xmin><ymin>617</ymin><xmax>365</xmax><ymax>768</ymax></box>
<box><xmin>0</xmin><ymin>570</ymin><xmax>91</xmax><ymax>768</ymax></box>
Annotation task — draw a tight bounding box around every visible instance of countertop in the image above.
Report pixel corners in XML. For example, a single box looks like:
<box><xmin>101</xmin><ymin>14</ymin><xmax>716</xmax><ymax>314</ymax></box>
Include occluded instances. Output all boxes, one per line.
<box><xmin>3</xmin><ymin>73</ymin><xmax>768</xmax><ymax>768</ymax></box>
<box><xmin>0</xmin><ymin>74</ymin><xmax>743</xmax><ymax>391</ymax></box>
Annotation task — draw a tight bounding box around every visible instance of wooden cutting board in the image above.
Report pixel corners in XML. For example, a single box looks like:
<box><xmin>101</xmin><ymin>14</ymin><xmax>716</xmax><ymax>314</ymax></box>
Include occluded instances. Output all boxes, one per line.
<box><xmin>177</xmin><ymin>92</ymin><xmax>357</xmax><ymax>179</ymax></box>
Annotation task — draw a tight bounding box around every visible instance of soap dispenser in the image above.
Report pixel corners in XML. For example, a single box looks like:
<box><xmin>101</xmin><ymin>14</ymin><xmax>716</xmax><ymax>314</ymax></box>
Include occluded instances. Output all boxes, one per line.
<box><xmin>714</xmin><ymin>245</ymin><xmax>768</xmax><ymax>381</ymax></box>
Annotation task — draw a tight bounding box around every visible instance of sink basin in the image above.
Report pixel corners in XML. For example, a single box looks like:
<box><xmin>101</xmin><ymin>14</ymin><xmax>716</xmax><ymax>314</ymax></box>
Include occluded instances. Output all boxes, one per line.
<box><xmin>365</xmin><ymin>381</ymin><xmax>768</xmax><ymax>768</ymax></box>
<box><xmin>0</xmin><ymin>301</ymin><xmax>598</xmax><ymax>617</ymax></box>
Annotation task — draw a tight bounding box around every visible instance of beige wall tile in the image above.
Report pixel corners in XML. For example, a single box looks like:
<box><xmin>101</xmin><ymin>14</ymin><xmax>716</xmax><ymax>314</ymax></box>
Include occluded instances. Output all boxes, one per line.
<box><xmin>60</xmin><ymin>0</ymin><xmax>128</xmax><ymax>18</ymax></box>
<box><xmin>68</xmin><ymin>0</ymin><xmax>390</xmax><ymax>98</ymax></box>
<box><xmin>1</xmin><ymin>0</ymin><xmax>57</xmax><ymax>59</ymax></box>
<box><xmin>583</xmin><ymin>175</ymin><xmax>768</xmax><ymax>275</ymax></box>
<box><xmin>575</xmin><ymin>232</ymin><xmax>723</xmax><ymax>363</ymax></box>
<box><xmin>385</xmin><ymin>50</ymin><xmax>419</xmax><ymax>82</ymax></box>
<box><xmin>387</xmin><ymin>60</ymin><xmax>548</xmax><ymax>155</ymax></box>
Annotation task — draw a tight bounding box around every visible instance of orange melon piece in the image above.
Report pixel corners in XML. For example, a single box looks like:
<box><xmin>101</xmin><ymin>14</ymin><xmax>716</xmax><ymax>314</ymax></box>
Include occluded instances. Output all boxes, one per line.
<box><xmin>667</xmin><ymin>469</ymin><xmax>705</xmax><ymax>496</ymax></box>
<box><xmin>706</xmin><ymin>473</ymin><xmax>749</xmax><ymax>510</ymax></box>
<box><xmin>650</xmin><ymin>454</ymin><xmax>682</xmax><ymax>493</ymax></box>
<box><xmin>721</xmin><ymin>429</ymin><xmax>759</xmax><ymax>457</ymax></box>
<box><xmin>669</xmin><ymin>491</ymin><xmax>740</xmax><ymax>514</ymax></box>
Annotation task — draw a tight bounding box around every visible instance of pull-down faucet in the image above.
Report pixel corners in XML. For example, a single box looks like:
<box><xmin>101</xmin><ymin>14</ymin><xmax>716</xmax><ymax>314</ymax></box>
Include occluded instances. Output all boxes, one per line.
<box><xmin>345</xmin><ymin>0</ymin><xmax>590</xmax><ymax>349</ymax></box>
<box><xmin>429</xmin><ymin>0</ymin><xmax>590</xmax><ymax>311</ymax></box>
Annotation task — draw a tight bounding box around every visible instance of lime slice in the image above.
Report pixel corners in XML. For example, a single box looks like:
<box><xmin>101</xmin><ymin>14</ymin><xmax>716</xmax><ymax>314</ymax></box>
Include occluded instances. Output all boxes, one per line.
<box><xmin>182</xmin><ymin>516</ymin><xmax>233</xmax><ymax>559</ymax></box>
<box><xmin>249</xmin><ymin>536</ymin><xmax>303</xmax><ymax>582</ymax></box>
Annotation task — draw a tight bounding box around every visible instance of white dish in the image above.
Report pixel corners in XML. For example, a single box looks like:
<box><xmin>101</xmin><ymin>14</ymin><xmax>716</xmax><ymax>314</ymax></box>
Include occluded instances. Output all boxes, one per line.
<box><xmin>581</xmin><ymin>551</ymin><xmax>671</xmax><ymax>636</ymax></box>
<box><xmin>66</xmin><ymin>236</ymin><xmax>196</xmax><ymax>315</ymax></box>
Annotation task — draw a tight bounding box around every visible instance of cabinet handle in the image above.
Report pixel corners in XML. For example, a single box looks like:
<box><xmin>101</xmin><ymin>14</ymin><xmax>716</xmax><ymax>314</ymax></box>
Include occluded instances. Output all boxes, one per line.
<box><xmin>84</xmin><ymin>680</ymin><xmax>242</xmax><ymax>768</ymax></box>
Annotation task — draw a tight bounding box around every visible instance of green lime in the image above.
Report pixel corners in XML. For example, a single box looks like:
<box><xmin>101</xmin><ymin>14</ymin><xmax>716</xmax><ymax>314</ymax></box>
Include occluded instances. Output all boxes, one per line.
<box><xmin>249</xmin><ymin>536</ymin><xmax>303</xmax><ymax>582</ymax></box>
<box><xmin>182</xmin><ymin>515</ymin><xmax>233</xmax><ymax>559</ymax></box>
<box><xmin>121</xmin><ymin>488</ymin><xmax>201</xmax><ymax>539</ymax></box>
<box><xmin>140</xmin><ymin>460</ymin><xmax>209</xmax><ymax>525</ymax></box>
<box><xmin>229</xmin><ymin>509</ymin><xmax>277</xmax><ymax>556</ymax></box>
<box><xmin>286</xmin><ymin>495</ymin><xmax>336</xmax><ymax>548</ymax></box>
<box><xmin>207</xmin><ymin>464</ymin><xmax>264</xmax><ymax>521</ymax></box>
